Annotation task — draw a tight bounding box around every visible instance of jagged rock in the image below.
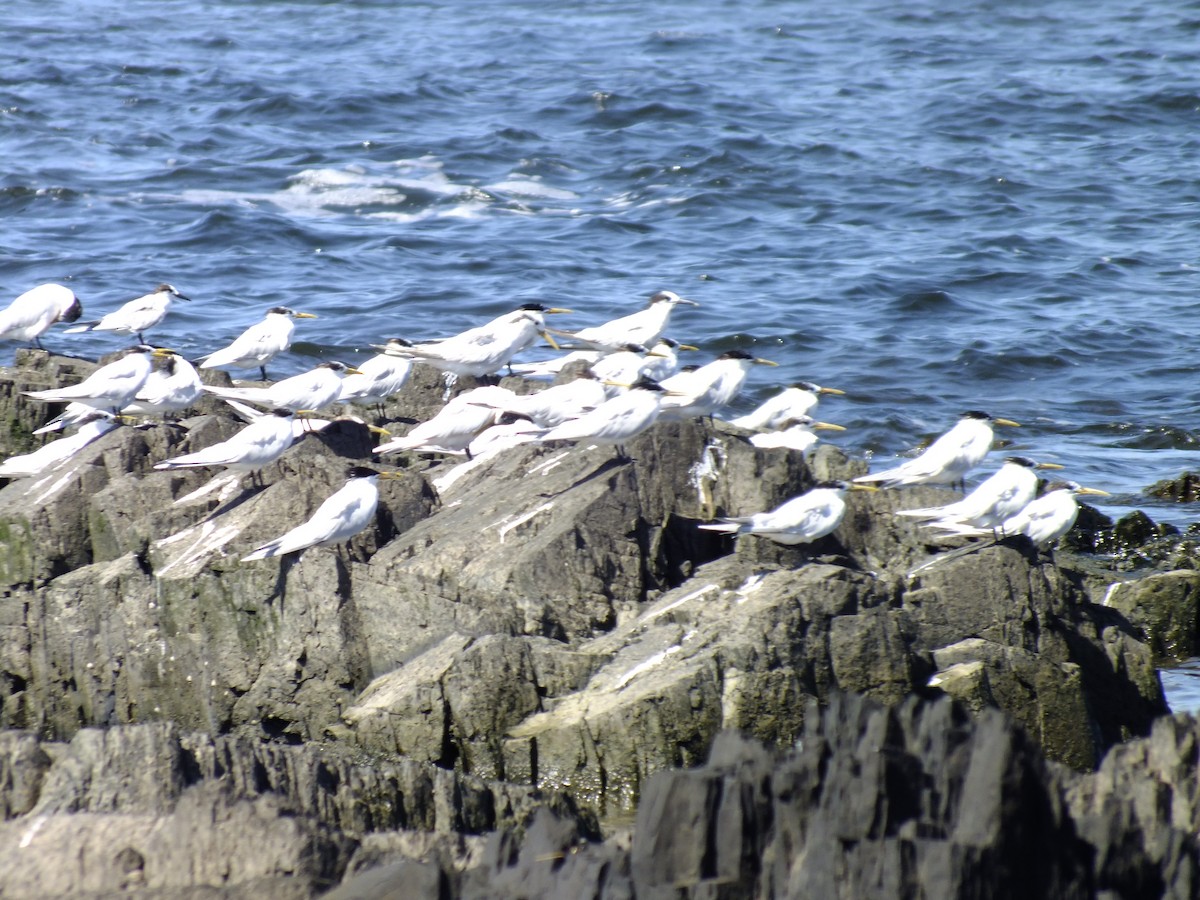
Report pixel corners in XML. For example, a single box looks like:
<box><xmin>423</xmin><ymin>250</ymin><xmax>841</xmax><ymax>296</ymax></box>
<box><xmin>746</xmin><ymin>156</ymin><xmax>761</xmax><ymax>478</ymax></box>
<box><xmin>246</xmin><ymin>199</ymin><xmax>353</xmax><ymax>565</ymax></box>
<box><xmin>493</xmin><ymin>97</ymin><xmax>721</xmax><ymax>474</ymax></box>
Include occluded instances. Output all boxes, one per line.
<box><xmin>4</xmin><ymin>699</ymin><xmax>1200</xmax><ymax>898</ymax></box>
<box><xmin>0</xmin><ymin>722</ymin><xmax>591</xmax><ymax>898</ymax></box>
<box><xmin>335</xmin><ymin>695</ymin><xmax>1110</xmax><ymax>899</ymax></box>
<box><xmin>1147</xmin><ymin>471</ymin><xmax>1200</xmax><ymax>503</ymax></box>
<box><xmin>0</xmin><ymin>351</ymin><xmax>1187</xmax><ymax>894</ymax></box>
<box><xmin>906</xmin><ymin>540</ymin><xmax>1166</xmax><ymax>767</ymax></box>
<box><xmin>343</xmin><ymin>534</ymin><xmax>1163</xmax><ymax>814</ymax></box>
<box><xmin>0</xmin><ymin>731</ymin><xmax>51</xmax><ymax>819</ymax></box>
<box><xmin>1105</xmin><ymin>570</ymin><xmax>1200</xmax><ymax>664</ymax></box>
<box><xmin>357</xmin><ymin>419</ymin><xmax>818</xmax><ymax>656</ymax></box>
<box><xmin>2</xmin><ymin>784</ymin><xmax>345</xmax><ymax>899</ymax></box>
<box><xmin>1065</xmin><ymin>712</ymin><xmax>1200</xmax><ymax>898</ymax></box>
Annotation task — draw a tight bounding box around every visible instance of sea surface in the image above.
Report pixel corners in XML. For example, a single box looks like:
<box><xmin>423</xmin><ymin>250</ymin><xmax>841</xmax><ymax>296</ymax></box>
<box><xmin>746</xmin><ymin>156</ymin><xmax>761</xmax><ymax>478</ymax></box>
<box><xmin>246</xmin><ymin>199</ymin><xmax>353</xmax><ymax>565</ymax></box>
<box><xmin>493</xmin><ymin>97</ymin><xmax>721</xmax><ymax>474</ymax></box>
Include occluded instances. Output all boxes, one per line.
<box><xmin>4</xmin><ymin>2</ymin><xmax>1200</xmax><ymax>683</ymax></box>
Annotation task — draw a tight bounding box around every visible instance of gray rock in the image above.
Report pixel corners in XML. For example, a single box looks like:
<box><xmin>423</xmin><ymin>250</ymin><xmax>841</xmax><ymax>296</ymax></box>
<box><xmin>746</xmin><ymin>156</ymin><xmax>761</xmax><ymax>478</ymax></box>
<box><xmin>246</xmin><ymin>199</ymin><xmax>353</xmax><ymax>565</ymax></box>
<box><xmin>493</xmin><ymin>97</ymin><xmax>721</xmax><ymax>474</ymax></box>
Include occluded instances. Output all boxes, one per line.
<box><xmin>1</xmin><ymin>783</ymin><xmax>348</xmax><ymax>898</ymax></box>
<box><xmin>0</xmin><ymin>731</ymin><xmax>51</xmax><ymax>819</ymax></box>
<box><xmin>1065</xmin><ymin>712</ymin><xmax>1200</xmax><ymax>898</ymax></box>
<box><xmin>0</xmin><ymin>721</ymin><xmax>591</xmax><ymax>897</ymax></box>
<box><xmin>1105</xmin><ymin>570</ymin><xmax>1200</xmax><ymax>664</ymax></box>
<box><xmin>0</xmin><ymin>350</ymin><xmax>1185</xmax><ymax>895</ymax></box>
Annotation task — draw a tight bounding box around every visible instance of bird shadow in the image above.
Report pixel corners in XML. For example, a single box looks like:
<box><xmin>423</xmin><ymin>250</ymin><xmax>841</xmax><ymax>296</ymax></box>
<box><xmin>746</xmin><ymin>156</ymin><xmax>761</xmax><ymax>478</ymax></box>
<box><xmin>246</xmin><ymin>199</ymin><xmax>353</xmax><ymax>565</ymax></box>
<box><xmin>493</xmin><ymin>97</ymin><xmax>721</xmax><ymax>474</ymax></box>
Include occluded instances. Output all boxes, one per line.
<box><xmin>733</xmin><ymin>534</ymin><xmax>861</xmax><ymax>571</ymax></box>
<box><xmin>196</xmin><ymin>479</ymin><xmax>268</xmax><ymax>523</ymax></box>
<box><xmin>557</xmin><ymin>451</ymin><xmax>629</xmax><ymax>494</ymax></box>
<box><xmin>264</xmin><ymin>553</ymin><xmax>300</xmax><ymax>610</ymax></box>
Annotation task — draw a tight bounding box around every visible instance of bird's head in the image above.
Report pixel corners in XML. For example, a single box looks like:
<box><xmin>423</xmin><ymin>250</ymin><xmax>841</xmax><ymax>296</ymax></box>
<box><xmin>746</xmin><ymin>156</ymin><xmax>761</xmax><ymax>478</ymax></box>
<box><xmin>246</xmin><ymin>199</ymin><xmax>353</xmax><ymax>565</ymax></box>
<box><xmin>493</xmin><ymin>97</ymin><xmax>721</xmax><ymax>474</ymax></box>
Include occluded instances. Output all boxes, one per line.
<box><xmin>267</xmin><ymin>306</ymin><xmax>318</xmax><ymax>319</ymax></box>
<box><xmin>647</xmin><ymin>290</ymin><xmax>698</xmax><ymax>307</ymax></box>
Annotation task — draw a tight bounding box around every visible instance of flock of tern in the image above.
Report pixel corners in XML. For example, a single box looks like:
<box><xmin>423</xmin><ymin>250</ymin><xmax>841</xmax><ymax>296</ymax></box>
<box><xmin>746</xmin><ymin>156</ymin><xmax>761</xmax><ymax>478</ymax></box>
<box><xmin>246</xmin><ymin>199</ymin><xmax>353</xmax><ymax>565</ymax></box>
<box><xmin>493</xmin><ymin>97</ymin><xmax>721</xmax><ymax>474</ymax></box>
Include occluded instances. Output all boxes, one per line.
<box><xmin>0</xmin><ymin>281</ymin><xmax>1109</xmax><ymax>562</ymax></box>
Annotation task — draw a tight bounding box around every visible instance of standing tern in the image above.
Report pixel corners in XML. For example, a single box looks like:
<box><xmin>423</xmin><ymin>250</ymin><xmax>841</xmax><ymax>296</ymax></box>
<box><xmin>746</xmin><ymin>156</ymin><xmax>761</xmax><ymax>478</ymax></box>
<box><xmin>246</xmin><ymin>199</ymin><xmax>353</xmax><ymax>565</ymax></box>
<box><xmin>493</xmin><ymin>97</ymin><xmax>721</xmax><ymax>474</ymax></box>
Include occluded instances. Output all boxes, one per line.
<box><xmin>500</xmin><ymin>370</ymin><xmax>609</xmax><ymax>428</ymax></box>
<box><xmin>537</xmin><ymin>375</ymin><xmax>674</xmax><ymax>459</ymax></box>
<box><xmin>897</xmin><ymin>456</ymin><xmax>1065</xmax><ymax>533</ymax></box>
<box><xmin>121</xmin><ymin>351</ymin><xmax>205</xmax><ymax>418</ymax></box>
<box><xmin>698</xmin><ymin>480</ymin><xmax>877</xmax><ymax>545</ymax></box>
<box><xmin>198</xmin><ymin>306</ymin><xmax>317</xmax><ymax>381</ymax></box>
<box><xmin>951</xmin><ymin>480</ymin><xmax>1111</xmax><ymax>548</ymax></box>
<box><xmin>658</xmin><ymin>350</ymin><xmax>779</xmax><ymax>421</ymax></box>
<box><xmin>730</xmin><ymin>382</ymin><xmax>846</xmax><ymax>431</ymax></box>
<box><xmin>154</xmin><ymin>408</ymin><xmax>299</xmax><ymax>478</ymax></box>
<box><xmin>36</xmin><ymin>352</ymin><xmax>204</xmax><ymax>433</ymax></box>
<box><xmin>337</xmin><ymin>352</ymin><xmax>413</xmax><ymax>405</ymax></box>
<box><xmin>466</xmin><ymin>412</ymin><xmax>546</xmax><ymax>458</ymax></box>
<box><xmin>241</xmin><ymin>465</ymin><xmax>401</xmax><ymax>561</ymax></box>
<box><xmin>0</xmin><ymin>283</ymin><xmax>83</xmax><ymax>348</ymax></box>
<box><xmin>640</xmin><ymin>338</ymin><xmax>695</xmax><ymax>383</ymax></box>
<box><xmin>24</xmin><ymin>345</ymin><xmax>175</xmax><ymax>413</ymax></box>
<box><xmin>748</xmin><ymin>416</ymin><xmax>846</xmax><ymax>455</ymax></box>
<box><xmin>376</xmin><ymin>303</ymin><xmax>572</xmax><ymax>379</ymax></box>
<box><xmin>543</xmin><ymin>290</ymin><xmax>697</xmax><ymax>351</ymax></box>
<box><xmin>205</xmin><ymin>361</ymin><xmax>360</xmax><ymax>412</ymax></box>
<box><xmin>65</xmin><ymin>283</ymin><xmax>189</xmax><ymax>343</ymax></box>
<box><xmin>0</xmin><ymin>410</ymin><xmax>121</xmax><ymax>478</ymax></box>
<box><xmin>373</xmin><ymin>385</ymin><xmax>517</xmax><ymax>455</ymax></box>
<box><xmin>589</xmin><ymin>344</ymin><xmax>667</xmax><ymax>397</ymax></box>
<box><xmin>853</xmin><ymin>411</ymin><xmax>1020</xmax><ymax>489</ymax></box>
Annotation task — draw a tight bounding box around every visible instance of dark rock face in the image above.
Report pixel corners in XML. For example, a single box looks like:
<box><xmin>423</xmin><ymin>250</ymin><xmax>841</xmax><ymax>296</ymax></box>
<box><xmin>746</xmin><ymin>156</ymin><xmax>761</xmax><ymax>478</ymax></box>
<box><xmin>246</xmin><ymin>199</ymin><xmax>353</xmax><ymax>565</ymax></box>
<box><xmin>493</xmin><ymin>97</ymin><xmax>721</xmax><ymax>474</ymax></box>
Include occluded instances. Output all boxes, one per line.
<box><xmin>4</xmin><ymin>696</ymin><xmax>1196</xmax><ymax>898</ymax></box>
<box><xmin>1147</xmin><ymin>471</ymin><xmax>1200</xmax><ymax>503</ymax></box>
<box><xmin>0</xmin><ymin>722</ymin><xmax>587</xmax><ymax>898</ymax></box>
<box><xmin>0</xmin><ymin>353</ymin><xmax>1187</xmax><ymax>896</ymax></box>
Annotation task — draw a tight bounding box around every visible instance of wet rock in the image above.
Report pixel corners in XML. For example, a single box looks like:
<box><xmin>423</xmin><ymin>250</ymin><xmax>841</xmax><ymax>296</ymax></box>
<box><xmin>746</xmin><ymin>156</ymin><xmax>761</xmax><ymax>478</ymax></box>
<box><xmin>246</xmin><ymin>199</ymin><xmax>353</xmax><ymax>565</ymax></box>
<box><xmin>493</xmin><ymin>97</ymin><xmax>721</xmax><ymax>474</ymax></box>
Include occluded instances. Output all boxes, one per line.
<box><xmin>1111</xmin><ymin>510</ymin><xmax>1179</xmax><ymax>550</ymax></box>
<box><xmin>1147</xmin><ymin>471</ymin><xmax>1200</xmax><ymax>503</ymax></box>
<box><xmin>1067</xmin><ymin>502</ymin><xmax>1200</xmax><ymax>574</ymax></box>
<box><xmin>1061</xmin><ymin>500</ymin><xmax>1117</xmax><ymax>555</ymax></box>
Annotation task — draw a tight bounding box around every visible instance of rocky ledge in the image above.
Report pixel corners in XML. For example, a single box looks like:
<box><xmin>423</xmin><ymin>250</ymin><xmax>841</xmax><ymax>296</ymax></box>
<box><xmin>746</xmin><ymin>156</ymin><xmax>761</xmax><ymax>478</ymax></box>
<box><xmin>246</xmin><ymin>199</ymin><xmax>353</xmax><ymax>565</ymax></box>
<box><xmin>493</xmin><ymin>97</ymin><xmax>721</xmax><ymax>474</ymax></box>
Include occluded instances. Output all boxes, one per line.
<box><xmin>0</xmin><ymin>350</ymin><xmax>1194</xmax><ymax>897</ymax></box>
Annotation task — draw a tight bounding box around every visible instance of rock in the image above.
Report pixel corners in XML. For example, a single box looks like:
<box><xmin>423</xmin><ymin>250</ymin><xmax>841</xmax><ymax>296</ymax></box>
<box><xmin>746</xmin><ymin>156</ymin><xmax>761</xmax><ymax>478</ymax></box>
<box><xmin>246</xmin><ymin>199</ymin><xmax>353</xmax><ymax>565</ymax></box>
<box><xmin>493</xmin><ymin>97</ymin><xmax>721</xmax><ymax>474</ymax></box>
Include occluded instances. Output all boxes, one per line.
<box><xmin>0</xmin><ymin>352</ymin><xmax>1169</xmax><ymax>783</ymax></box>
<box><xmin>2</xmin><ymin>783</ymin><xmax>349</xmax><ymax>898</ymax></box>
<box><xmin>0</xmin><ymin>731</ymin><xmax>51</xmax><ymax>819</ymax></box>
<box><xmin>486</xmin><ymin>698</ymin><xmax>1200</xmax><ymax>899</ymax></box>
<box><xmin>0</xmin><ymin>350</ymin><xmax>1185</xmax><ymax>894</ymax></box>
<box><xmin>1111</xmin><ymin>511</ymin><xmax>1180</xmax><ymax>550</ymax></box>
<box><xmin>0</xmin><ymin>721</ymin><xmax>589</xmax><ymax>897</ymax></box>
<box><xmin>1105</xmin><ymin>570</ymin><xmax>1200</xmax><ymax>664</ymax></box>
<box><xmin>1147</xmin><ymin>471</ymin><xmax>1200</xmax><ymax>503</ymax></box>
<box><xmin>1066</xmin><ymin>503</ymin><xmax>1200</xmax><ymax>573</ymax></box>
<box><xmin>3</xmin><ymin>697</ymin><xmax>1200</xmax><ymax>898</ymax></box>
<box><xmin>906</xmin><ymin>540</ymin><xmax>1166</xmax><ymax>768</ymax></box>
<box><xmin>1065</xmin><ymin>712</ymin><xmax>1200</xmax><ymax>898</ymax></box>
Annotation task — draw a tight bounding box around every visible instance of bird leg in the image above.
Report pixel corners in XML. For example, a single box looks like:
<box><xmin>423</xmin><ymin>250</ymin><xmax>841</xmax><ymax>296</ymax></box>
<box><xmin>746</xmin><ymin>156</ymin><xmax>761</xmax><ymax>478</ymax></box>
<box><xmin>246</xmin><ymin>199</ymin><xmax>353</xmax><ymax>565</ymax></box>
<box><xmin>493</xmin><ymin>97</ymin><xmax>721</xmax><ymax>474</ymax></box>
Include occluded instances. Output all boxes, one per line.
<box><xmin>259</xmin><ymin>365</ymin><xmax>269</xmax><ymax>382</ymax></box>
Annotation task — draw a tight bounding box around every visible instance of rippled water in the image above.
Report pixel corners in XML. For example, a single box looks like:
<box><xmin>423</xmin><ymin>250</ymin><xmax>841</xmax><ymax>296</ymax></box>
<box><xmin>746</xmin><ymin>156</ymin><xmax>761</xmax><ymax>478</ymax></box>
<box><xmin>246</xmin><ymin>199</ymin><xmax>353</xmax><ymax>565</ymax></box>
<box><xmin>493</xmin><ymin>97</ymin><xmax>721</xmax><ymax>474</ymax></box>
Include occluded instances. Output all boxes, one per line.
<box><xmin>4</xmin><ymin>0</ymin><xmax>1200</xmax><ymax>527</ymax></box>
<box><xmin>1160</xmin><ymin>658</ymin><xmax>1200</xmax><ymax>714</ymax></box>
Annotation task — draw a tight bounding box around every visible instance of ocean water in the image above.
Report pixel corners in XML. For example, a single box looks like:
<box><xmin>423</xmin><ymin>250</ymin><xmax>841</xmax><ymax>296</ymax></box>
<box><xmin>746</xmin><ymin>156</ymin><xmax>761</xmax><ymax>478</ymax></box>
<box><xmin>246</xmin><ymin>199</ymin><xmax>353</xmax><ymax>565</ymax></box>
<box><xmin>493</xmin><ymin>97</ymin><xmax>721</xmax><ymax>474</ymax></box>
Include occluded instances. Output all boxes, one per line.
<box><xmin>1160</xmin><ymin>657</ymin><xmax>1200</xmax><ymax>714</ymax></box>
<box><xmin>3</xmin><ymin>0</ymin><xmax>1200</xmax><ymax>534</ymax></box>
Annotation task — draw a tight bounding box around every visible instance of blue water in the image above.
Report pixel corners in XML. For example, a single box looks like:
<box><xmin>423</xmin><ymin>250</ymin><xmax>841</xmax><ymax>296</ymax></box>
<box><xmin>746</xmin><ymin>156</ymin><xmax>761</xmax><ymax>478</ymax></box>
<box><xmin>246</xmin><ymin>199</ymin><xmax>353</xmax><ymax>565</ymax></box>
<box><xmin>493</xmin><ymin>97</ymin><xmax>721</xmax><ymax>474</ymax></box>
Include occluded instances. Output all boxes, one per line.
<box><xmin>1161</xmin><ymin>658</ymin><xmax>1200</xmax><ymax>714</ymax></box>
<box><xmin>4</xmin><ymin>0</ymin><xmax>1200</xmax><ymax>528</ymax></box>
